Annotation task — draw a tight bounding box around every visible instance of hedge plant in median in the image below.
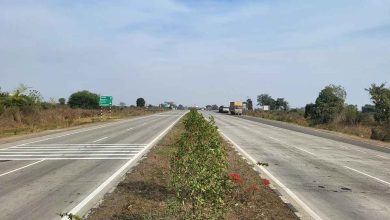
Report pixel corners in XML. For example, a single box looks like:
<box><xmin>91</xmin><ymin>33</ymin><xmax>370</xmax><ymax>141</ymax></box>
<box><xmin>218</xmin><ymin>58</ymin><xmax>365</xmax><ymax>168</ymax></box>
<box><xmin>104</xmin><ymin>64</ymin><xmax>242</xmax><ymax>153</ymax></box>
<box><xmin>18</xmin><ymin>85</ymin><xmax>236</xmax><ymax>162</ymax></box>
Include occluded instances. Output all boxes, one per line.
<box><xmin>170</xmin><ymin>109</ymin><xmax>230</xmax><ymax>219</ymax></box>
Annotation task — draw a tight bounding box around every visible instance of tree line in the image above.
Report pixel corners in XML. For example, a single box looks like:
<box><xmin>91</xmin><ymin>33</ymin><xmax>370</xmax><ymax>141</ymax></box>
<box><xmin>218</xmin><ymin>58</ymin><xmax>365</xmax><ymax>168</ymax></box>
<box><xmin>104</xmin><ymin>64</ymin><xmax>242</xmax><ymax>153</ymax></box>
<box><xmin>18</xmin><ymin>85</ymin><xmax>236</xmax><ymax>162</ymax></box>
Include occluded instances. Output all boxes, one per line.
<box><xmin>0</xmin><ymin>84</ymin><xmax>149</xmax><ymax>113</ymax></box>
<box><xmin>248</xmin><ymin>83</ymin><xmax>390</xmax><ymax>141</ymax></box>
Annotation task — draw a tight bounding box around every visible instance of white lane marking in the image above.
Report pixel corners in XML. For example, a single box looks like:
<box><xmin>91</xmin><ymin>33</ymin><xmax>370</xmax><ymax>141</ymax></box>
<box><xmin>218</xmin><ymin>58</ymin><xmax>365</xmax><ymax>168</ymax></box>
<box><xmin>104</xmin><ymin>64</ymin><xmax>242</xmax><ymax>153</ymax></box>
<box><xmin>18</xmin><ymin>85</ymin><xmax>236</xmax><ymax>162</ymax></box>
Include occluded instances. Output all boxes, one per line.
<box><xmin>126</xmin><ymin>127</ymin><xmax>134</xmax><ymax>131</ymax></box>
<box><xmin>6</xmin><ymin>113</ymin><xmax>167</xmax><ymax>149</ymax></box>
<box><xmin>1</xmin><ymin>151</ymin><xmax>139</xmax><ymax>153</ymax></box>
<box><xmin>344</xmin><ymin>166</ymin><xmax>390</xmax><ymax>186</ymax></box>
<box><xmin>0</xmin><ymin>160</ymin><xmax>45</xmax><ymax>177</ymax></box>
<box><xmin>9</xmin><ymin>147</ymin><xmax>143</xmax><ymax>150</ymax></box>
<box><xmin>266</xmin><ymin>135</ymin><xmax>315</xmax><ymax>156</ymax></box>
<box><xmin>12</xmin><ymin>144</ymin><xmax>146</xmax><ymax>147</ymax></box>
<box><xmin>2</xmin><ymin>158</ymin><xmax>133</xmax><ymax>160</ymax></box>
<box><xmin>92</xmin><ymin>137</ymin><xmax>108</xmax><ymax>143</ymax></box>
<box><xmin>0</xmin><ymin>154</ymin><xmax>136</xmax><ymax>157</ymax></box>
<box><xmin>62</xmin><ymin>111</ymin><xmax>187</xmax><ymax>218</ymax></box>
<box><xmin>220</xmin><ymin>132</ymin><xmax>323</xmax><ymax>220</ymax></box>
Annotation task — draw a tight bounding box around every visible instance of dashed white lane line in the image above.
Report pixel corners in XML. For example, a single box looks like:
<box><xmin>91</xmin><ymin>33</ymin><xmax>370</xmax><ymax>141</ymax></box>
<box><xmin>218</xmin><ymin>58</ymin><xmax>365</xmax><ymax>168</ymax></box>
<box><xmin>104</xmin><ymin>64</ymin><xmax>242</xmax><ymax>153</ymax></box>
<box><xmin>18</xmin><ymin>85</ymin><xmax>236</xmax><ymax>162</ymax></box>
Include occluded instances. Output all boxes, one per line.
<box><xmin>126</xmin><ymin>127</ymin><xmax>134</xmax><ymax>131</ymax></box>
<box><xmin>267</xmin><ymin>136</ymin><xmax>315</xmax><ymax>156</ymax></box>
<box><xmin>219</xmin><ymin>131</ymin><xmax>323</xmax><ymax>220</ymax></box>
<box><xmin>344</xmin><ymin>166</ymin><xmax>390</xmax><ymax>186</ymax></box>
<box><xmin>0</xmin><ymin>160</ymin><xmax>45</xmax><ymax>177</ymax></box>
<box><xmin>92</xmin><ymin>137</ymin><xmax>108</xmax><ymax>143</ymax></box>
<box><xmin>4</xmin><ymin>113</ymin><xmax>168</xmax><ymax>150</ymax></box>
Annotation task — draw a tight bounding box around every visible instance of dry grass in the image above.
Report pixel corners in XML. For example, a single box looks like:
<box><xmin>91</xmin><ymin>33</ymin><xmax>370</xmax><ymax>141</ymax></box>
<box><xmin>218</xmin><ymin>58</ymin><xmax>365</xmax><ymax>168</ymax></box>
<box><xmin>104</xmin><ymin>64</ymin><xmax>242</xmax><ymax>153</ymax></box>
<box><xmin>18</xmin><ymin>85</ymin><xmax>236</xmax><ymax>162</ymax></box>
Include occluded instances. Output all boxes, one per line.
<box><xmin>245</xmin><ymin>111</ymin><xmax>375</xmax><ymax>140</ymax></box>
<box><xmin>246</xmin><ymin>111</ymin><xmax>309</xmax><ymax>127</ymax></box>
<box><xmin>0</xmin><ymin>107</ymin><xmax>165</xmax><ymax>138</ymax></box>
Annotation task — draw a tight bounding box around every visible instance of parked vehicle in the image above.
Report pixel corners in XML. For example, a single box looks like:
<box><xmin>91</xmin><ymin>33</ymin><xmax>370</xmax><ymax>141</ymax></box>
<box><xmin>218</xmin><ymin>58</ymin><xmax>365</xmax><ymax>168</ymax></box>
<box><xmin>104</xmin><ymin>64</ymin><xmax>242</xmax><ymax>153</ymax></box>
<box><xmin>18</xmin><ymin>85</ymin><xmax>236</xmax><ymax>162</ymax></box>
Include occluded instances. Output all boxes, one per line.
<box><xmin>229</xmin><ymin>101</ymin><xmax>243</xmax><ymax>115</ymax></box>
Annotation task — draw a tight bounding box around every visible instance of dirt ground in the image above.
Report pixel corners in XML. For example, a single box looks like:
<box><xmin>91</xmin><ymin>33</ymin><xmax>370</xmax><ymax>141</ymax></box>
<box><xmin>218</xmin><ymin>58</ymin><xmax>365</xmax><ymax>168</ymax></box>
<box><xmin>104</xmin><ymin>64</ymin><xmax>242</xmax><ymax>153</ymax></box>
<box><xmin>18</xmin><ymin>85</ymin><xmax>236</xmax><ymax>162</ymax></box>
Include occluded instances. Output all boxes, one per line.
<box><xmin>86</xmin><ymin>118</ymin><xmax>298</xmax><ymax>220</ymax></box>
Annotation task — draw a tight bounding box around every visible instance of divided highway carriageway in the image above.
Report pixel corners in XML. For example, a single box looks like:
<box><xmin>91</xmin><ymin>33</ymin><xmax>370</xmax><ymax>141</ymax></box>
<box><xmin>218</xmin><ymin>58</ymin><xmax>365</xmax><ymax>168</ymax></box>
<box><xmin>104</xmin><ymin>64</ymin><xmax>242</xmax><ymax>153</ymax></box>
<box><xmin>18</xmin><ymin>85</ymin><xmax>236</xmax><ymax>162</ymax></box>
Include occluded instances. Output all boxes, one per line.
<box><xmin>203</xmin><ymin>111</ymin><xmax>390</xmax><ymax>220</ymax></box>
<box><xmin>0</xmin><ymin>111</ymin><xmax>186</xmax><ymax>220</ymax></box>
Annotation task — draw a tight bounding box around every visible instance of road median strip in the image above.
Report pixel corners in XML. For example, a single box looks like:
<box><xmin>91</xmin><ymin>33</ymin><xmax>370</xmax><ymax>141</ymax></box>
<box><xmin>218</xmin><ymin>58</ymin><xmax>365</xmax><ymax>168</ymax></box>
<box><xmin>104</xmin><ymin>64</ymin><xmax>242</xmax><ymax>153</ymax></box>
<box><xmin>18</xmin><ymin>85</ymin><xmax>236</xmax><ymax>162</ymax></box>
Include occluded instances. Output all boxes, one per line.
<box><xmin>85</xmin><ymin>110</ymin><xmax>297</xmax><ymax>220</ymax></box>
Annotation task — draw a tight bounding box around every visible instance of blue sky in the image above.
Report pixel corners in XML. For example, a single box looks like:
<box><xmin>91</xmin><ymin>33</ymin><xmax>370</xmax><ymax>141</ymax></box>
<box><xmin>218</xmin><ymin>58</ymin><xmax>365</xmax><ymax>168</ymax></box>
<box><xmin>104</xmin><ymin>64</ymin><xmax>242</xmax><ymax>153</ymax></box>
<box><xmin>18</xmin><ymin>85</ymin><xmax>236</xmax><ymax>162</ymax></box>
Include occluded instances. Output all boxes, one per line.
<box><xmin>1</xmin><ymin>0</ymin><xmax>389</xmax><ymax>107</ymax></box>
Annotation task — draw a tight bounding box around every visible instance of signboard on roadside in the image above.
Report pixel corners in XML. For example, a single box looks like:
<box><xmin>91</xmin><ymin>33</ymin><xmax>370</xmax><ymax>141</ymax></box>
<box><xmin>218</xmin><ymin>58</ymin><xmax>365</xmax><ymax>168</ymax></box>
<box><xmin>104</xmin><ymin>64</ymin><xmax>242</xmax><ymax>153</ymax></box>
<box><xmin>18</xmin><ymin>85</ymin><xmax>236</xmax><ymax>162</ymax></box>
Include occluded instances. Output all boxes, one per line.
<box><xmin>99</xmin><ymin>96</ymin><xmax>113</xmax><ymax>107</ymax></box>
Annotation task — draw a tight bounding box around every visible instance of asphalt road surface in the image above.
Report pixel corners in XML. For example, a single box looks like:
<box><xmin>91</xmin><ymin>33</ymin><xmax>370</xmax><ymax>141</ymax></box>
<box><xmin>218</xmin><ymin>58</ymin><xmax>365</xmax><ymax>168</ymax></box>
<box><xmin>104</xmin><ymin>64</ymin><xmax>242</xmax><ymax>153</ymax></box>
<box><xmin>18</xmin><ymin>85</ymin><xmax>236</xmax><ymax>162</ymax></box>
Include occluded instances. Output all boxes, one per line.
<box><xmin>203</xmin><ymin>111</ymin><xmax>390</xmax><ymax>220</ymax></box>
<box><xmin>0</xmin><ymin>111</ymin><xmax>185</xmax><ymax>220</ymax></box>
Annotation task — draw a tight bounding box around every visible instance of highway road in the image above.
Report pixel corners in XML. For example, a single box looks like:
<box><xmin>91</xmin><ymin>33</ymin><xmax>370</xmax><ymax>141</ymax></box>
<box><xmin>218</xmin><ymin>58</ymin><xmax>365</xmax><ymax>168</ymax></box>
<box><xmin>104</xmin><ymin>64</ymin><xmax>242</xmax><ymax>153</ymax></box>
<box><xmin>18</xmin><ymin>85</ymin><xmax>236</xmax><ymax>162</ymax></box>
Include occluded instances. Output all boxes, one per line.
<box><xmin>0</xmin><ymin>111</ymin><xmax>185</xmax><ymax>220</ymax></box>
<box><xmin>203</xmin><ymin>111</ymin><xmax>390</xmax><ymax>220</ymax></box>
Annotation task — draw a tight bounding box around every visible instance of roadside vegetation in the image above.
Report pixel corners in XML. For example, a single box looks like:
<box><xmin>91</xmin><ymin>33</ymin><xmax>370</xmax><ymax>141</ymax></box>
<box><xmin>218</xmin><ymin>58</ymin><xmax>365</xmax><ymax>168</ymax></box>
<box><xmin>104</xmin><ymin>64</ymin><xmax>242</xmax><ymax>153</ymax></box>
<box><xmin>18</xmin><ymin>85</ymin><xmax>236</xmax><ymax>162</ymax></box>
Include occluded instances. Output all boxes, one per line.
<box><xmin>87</xmin><ymin>109</ymin><xmax>297</xmax><ymax>220</ymax></box>
<box><xmin>244</xmin><ymin>83</ymin><xmax>390</xmax><ymax>142</ymax></box>
<box><xmin>0</xmin><ymin>84</ymin><xmax>165</xmax><ymax>138</ymax></box>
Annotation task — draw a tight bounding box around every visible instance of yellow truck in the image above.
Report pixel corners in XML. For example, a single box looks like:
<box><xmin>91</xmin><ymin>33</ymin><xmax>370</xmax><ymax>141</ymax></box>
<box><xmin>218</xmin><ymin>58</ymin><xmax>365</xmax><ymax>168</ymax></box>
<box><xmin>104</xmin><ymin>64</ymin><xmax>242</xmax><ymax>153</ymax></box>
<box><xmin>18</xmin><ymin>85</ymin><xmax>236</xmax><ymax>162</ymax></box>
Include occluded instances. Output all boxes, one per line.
<box><xmin>229</xmin><ymin>101</ymin><xmax>243</xmax><ymax>115</ymax></box>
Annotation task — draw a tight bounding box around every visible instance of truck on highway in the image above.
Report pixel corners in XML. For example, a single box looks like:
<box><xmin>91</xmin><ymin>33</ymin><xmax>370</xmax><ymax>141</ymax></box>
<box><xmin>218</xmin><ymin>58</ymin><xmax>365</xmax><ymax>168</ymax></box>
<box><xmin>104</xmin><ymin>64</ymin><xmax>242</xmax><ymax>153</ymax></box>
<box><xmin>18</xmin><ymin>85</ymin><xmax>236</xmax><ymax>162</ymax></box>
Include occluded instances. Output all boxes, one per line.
<box><xmin>229</xmin><ymin>101</ymin><xmax>243</xmax><ymax>115</ymax></box>
<box><xmin>219</xmin><ymin>106</ymin><xmax>230</xmax><ymax>113</ymax></box>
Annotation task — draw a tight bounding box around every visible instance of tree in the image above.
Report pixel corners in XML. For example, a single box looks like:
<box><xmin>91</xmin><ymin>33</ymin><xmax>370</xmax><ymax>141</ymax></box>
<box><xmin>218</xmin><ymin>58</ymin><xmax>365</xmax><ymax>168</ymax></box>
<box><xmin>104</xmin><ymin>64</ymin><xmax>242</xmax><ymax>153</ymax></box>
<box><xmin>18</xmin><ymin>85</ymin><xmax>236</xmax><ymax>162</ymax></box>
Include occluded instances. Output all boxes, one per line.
<box><xmin>257</xmin><ymin>94</ymin><xmax>275</xmax><ymax>110</ymax></box>
<box><xmin>366</xmin><ymin>83</ymin><xmax>390</xmax><ymax>125</ymax></box>
<box><xmin>68</xmin><ymin>90</ymin><xmax>99</xmax><ymax>109</ymax></box>
<box><xmin>211</xmin><ymin>104</ymin><xmax>219</xmax><ymax>110</ymax></box>
<box><xmin>177</xmin><ymin>104</ymin><xmax>184</xmax><ymax>110</ymax></box>
<box><xmin>343</xmin><ymin>105</ymin><xmax>359</xmax><ymax>125</ymax></box>
<box><xmin>119</xmin><ymin>102</ymin><xmax>126</xmax><ymax>107</ymax></box>
<box><xmin>58</xmin><ymin>98</ymin><xmax>66</xmax><ymax>105</ymax></box>
<box><xmin>275</xmin><ymin>98</ymin><xmax>289</xmax><ymax>111</ymax></box>
<box><xmin>246</xmin><ymin>98</ymin><xmax>253</xmax><ymax>111</ymax></box>
<box><xmin>313</xmin><ymin>85</ymin><xmax>346</xmax><ymax>124</ymax></box>
<box><xmin>136</xmin><ymin>97</ymin><xmax>145</xmax><ymax>107</ymax></box>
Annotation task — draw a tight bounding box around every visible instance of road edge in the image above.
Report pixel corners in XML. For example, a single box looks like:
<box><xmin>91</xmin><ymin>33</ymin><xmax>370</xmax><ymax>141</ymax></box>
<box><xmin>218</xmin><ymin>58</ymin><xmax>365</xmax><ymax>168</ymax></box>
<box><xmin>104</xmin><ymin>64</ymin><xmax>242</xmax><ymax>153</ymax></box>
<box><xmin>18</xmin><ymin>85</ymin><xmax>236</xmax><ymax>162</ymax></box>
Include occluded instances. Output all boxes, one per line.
<box><xmin>60</xmin><ymin>111</ymin><xmax>188</xmax><ymax>220</ymax></box>
<box><xmin>219</xmin><ymin>130</ymin><xmax>323</xmax><ymax>220</ymax></box>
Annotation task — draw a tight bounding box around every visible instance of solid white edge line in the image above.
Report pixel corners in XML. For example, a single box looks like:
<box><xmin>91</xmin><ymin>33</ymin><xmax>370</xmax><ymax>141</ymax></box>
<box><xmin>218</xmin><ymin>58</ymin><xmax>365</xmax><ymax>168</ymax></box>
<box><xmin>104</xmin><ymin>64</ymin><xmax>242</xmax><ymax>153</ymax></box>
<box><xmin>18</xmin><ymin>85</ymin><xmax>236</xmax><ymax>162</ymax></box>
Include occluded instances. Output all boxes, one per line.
<box><xmin>344</xmin><ymin>166</ymin><xmax>390</xmax><ymax>186</ymax></box>
<box><xmin>0</xmin><ymin>160</ymin><xmax>45</xmax><ymax>177</ymax></box>
<box><xmin>62</xmin><ymin>111</ymin><xmax>187</xmax><ymax>219</ymax></box>
<box><xmin>219</xmin><ymin>131</ymin><xmax>323</xmax><ymax>220</ymax></box>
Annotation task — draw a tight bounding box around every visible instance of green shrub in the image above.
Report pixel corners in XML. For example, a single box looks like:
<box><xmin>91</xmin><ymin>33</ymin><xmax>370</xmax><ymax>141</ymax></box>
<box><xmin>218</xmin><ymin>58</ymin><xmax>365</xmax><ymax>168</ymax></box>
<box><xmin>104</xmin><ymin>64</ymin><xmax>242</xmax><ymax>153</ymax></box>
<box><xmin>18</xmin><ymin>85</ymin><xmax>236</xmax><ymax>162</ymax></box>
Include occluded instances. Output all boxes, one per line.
<box><xmin>371</xmin><ymin>126</ymin><xmax>390</xmax><ymax>142</ymax></box>
<box><xmin>170</xmin><ymin>109</ymin><xmax>230</xmax><ymax>219</ymax></box>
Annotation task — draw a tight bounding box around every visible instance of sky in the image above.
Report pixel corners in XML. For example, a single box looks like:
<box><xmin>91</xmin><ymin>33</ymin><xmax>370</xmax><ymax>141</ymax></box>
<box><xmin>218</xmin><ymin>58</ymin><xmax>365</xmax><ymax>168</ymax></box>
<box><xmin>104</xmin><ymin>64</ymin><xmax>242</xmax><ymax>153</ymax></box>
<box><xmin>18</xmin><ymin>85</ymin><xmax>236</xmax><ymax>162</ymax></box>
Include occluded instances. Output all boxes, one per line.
<box><xmin>0</xmin><ymin>0</ymin><xmax>389</xmax><ymax>108</ymax></box>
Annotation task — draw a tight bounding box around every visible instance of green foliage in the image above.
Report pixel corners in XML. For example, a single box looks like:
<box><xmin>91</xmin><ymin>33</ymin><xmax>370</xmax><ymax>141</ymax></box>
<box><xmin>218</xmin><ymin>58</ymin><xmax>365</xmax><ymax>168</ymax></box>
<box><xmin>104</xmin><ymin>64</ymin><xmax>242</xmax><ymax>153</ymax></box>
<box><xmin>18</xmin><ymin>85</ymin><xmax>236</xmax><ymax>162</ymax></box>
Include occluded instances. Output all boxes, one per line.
<box><xmin>257</xmin><ymin>94</ymin><xmax>275</xmax><ymax>109</ymax></box>
<box><xmin>366</xmin><ymin>83</ymin><xmax>390</xmax><ymax>125</ymax></box>
<box><xmin>371</xmin><ymin>126</ymin><xmax>390</xmax><ymax>141</ymax></box>
<box><xmin>136</xmin><ymin>97</ymin><xmax>146</xmax><ymax>107</ymax></box>
<box><xmin>343</xmin><ymin>105</ymin><xmax>359</xmax><ymax>125</ymax></box>
<box><xmin>68</xmin><ymin>90</ymin><xmax>99</xmax><ymax>109</ymax></box>
<box><xmin>58</xmin><ymin>98</ymin><xmax>66</xmax><ymax>105</ymax></box>
<box><xmin>275</xmin><ymin>98</ymin><xmax>289</xmax><ymax>111</ymax></box>
<box><xmin>306</xmin><ymin>84</ymin><xmax>346</xmax><ymax>124</ymax></box>
<box><xmin>170</xmin><ymin>110</ymin><xmax>230</xmax><ymax>219</ymax></box>
<box><xmin>0</xmin><ymin>84</ymin><xmax>42</xmax><ymax>113</ymax></box>
<box><xmin>246</xmin><ymin>98</ymin><xmax>253</xmax><ymax>110</ymax></box>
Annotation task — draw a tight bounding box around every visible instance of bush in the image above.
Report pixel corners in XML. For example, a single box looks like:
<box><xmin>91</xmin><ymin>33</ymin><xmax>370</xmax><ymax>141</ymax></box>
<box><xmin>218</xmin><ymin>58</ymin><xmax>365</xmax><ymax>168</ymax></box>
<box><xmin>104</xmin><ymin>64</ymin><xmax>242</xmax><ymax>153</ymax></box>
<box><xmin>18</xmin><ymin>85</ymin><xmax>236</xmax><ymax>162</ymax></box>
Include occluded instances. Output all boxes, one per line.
<box><xmin>371</xmin><ymin>126</ymin><xmax>390</xmax><ymax>142</ymax></box>
<box><xmin>68</xmin><ymin>90</ymin><xmax>99</xmax><ymax>109</ymax></box>
<box><xmin>170</xmin><ymin>109</ymin><xmax>230</xmax><ymax>219</ymax></box>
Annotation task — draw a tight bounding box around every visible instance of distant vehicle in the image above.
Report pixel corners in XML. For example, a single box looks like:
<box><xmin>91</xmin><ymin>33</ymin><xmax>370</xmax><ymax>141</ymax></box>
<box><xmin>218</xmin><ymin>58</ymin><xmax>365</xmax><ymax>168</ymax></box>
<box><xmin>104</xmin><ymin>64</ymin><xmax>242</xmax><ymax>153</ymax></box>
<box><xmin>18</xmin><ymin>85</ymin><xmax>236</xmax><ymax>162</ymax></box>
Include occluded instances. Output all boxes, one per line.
<box><xmin>230</xmin><ymin>101</ymin><xmax>243</xmax><ymax>115</ymax></box>
<box><xmin>219</xmin><ymin>106</ymin><xmax>229</xmax><ymax>113</ymax></box>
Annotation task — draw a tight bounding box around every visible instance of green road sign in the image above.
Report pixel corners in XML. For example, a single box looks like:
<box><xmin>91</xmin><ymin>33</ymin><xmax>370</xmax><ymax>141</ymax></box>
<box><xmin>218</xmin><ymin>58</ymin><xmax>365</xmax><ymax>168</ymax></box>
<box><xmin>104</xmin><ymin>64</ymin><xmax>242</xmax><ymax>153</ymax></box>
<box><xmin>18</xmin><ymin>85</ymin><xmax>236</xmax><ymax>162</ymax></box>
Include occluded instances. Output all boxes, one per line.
<box><xmin>99</xmin><ymin>96</ymin><xmax>113</xmax><ymax>107</ymax></box>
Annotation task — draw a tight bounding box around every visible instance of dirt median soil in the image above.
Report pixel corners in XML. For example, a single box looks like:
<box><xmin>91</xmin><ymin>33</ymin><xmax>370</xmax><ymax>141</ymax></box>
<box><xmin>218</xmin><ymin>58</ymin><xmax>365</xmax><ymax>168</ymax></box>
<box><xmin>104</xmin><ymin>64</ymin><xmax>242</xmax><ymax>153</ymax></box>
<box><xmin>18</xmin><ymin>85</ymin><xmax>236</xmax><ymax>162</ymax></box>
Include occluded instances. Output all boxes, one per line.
<box><xmin>86</xmin><ymin>117</ymin><xmax>298</xmax><ymax>220</ymax></box>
